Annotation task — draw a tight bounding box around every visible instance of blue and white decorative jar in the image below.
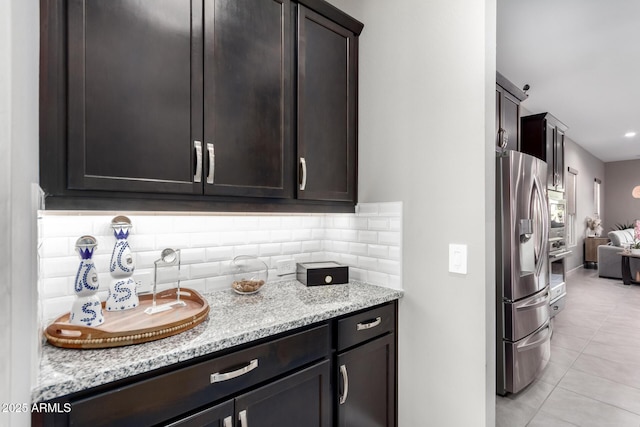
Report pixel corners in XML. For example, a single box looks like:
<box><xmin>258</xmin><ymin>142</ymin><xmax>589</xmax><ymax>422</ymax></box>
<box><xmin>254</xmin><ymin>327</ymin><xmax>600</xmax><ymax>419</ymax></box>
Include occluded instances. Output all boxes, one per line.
<box><xmin>106</xmin><ymin>216</ymin><xmax>138</xmax><ymax>311</ymax></box>
<box><xmin>70</xmin><ymin>235</ymin><xmax>104</xmax><ymax>327</ymax></box>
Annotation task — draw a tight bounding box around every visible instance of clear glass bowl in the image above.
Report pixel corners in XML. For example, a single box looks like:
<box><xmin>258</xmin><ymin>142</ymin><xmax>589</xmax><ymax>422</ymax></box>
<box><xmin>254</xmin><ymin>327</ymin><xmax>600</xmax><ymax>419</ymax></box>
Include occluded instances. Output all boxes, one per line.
<box><xmin>228</xmin><ymin>255</ymin><xmax>269</xmax><ymax>294</ymax></box>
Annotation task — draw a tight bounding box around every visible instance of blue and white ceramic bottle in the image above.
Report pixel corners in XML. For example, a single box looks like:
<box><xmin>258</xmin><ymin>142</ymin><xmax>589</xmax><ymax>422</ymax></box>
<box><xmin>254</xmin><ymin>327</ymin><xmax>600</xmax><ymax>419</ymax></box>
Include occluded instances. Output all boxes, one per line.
<box><xmin>70</xmin><ymin>235</ymin><xmax>104</xmax><ymax>327</ymax></box>
<box><xmin>106</xmin><ymin>216</ymin><xmax>138</xmax><ymax>311</ymax></box>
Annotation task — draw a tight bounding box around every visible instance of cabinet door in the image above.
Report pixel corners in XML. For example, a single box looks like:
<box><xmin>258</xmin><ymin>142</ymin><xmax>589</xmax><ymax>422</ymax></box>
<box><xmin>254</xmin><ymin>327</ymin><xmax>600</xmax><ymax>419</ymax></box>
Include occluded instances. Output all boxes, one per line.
<box><xmin>297</xmin><ymin>6</ymin><xmax>357</xmax><ymax>202</ymax></box>
<box><xmin>555</xmin><ymin>128</ymin><xmax>565</xmax><ymax>191</ymax></box>
<box><xmin>67</xmin><ymin>0</ymin><xmax>203</xmax><ymax>194</ymax></box>
<box><xmin>337</xmin><ymin>334</ymin><xmax>396</xmax><ymax>427</ymax></box>
<box><xmin>203</xmin><ymin>0</ymin><xmax>293</xmax><ymax>199</ymax></box>
<box><xmin>545</xmin><ymin>121</ymin><xmax>556</xmax><ymax>188</ymax></box>
<box><xmin>166</xmin><ymin>400</ymin><xmax>234</xmax><ymax>427</ymax></box>
<box><xmin>235</xmin><ymin>360</ymin><xmax>331</xmax><ymax>427</ymax></box>
<box><xmin>501</xmin><ymin>91</ymin><xmax>520</xmax><ymax>152</ymax></box>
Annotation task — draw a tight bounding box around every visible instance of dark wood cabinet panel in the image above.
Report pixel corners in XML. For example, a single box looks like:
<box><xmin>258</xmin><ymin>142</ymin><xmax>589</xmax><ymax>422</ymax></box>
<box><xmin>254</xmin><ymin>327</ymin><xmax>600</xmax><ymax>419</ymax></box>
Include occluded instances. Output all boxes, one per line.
<box><xmin>337</xmin><ymin>333</ymin><xmax>396</xmax><ymax>427</ymax></box>
<box><xmin>496</xmin><ymin>72</ymin><xmax>527</xmax><ymax>152</ymax></box>
<box><xmin>66</xmin><ymin>0</ymin><xmax>203</xmax><ymax>194</ymax></box>
<box><xmin>297</xmin><ymin>5</ymin><xmax>357</xmax><ymax>203</ymax></box>
<box><xmin>236</xmin><ymin>360</ymin><xmax>331</xmax><ymax>427</ymax></box>
<box><xmin>166</xmin><ymin>400</ymin><xmax>234</xmax><ymax>427</ymax></box>
<box><xmin>203</xmin><ymin>0</ymin><xmax>293</xmax><ymax>198</ymax></box>
<box><xmin>521</xmin><ymin>112</ymin><xmax>568</xmax><ymax>191</ymax></box>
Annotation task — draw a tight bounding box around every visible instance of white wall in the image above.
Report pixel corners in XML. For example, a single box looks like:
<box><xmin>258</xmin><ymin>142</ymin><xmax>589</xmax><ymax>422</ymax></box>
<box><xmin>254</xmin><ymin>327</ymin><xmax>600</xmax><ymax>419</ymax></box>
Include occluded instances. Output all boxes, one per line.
<box><xmin>564</xmin><ymin>137</ymin><xmax>606</xmax><ymax>271</ymax></box>
<box><xmin>1</xmin><ymin>0</ymin><xmax>40</xmax><ymax>426</ymax></box>
<box><xmin>328</xmin><ymin>0</ymin><xmax>495</xmax><ymax>425</ymax></box>
<box><xmin>604</xmin><ymin>159</ymin><xmax>640</xmax><ymax>232</ymax></box>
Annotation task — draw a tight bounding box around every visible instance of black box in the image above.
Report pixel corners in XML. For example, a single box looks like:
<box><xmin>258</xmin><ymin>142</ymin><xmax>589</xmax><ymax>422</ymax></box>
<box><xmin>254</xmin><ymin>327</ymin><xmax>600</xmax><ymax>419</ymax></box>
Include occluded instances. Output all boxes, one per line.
<box><xmin>296</xmin><ymin>261</ymin><xmax>349</xmax><ymax>286</ymax></box>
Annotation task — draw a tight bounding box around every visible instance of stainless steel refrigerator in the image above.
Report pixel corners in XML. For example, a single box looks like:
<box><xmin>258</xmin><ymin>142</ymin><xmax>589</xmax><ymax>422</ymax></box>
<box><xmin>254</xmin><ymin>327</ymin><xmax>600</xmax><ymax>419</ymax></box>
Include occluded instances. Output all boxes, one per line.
<box><xmin>496</xmin><ymin>150</ymin><xmax>552</xmax><ymax>395</ymax></box>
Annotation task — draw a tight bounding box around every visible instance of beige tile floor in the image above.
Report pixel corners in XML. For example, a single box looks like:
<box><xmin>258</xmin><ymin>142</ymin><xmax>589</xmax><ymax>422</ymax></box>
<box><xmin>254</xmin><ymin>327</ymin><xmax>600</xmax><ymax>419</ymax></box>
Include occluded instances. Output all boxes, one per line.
<box><xmin>496</xmin><ymin>267</ymin><xmax>640</xmax><ymax>427</ymax></box>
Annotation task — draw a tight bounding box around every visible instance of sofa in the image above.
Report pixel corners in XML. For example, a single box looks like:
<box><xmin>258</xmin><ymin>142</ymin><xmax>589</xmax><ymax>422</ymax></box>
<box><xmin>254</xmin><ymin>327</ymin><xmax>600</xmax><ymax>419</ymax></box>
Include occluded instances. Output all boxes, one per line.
<box><xmin>598</xmin><ymin>229</ymin><xmax>640</xmax><ymax>279</ymax></box>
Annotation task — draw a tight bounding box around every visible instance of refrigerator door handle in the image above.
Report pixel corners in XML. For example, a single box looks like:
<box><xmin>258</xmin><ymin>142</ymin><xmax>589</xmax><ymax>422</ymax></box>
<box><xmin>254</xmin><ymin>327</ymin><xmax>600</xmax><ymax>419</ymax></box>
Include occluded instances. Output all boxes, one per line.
<box><xmin>532</xmin><ymin>175</ymin><xmax>549</xmax><ymax>277</ymax></box>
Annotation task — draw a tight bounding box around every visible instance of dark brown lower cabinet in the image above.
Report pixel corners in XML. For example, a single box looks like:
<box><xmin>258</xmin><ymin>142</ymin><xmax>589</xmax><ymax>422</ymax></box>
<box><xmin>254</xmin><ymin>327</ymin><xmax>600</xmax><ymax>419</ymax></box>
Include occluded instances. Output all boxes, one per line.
<box><xmin>337</xmin><ymin>334</ymin><xmax>396</xmax><ymax>427</ymax></box>
<box><xmin>32</xmin><ymin>302</ymin><xmax>397</xmax><ymax>427</ymax></box>
<box><xmin>168</xmin><ymin>361</ymin><xmax>330</xmax><ymax>427</ymax></box>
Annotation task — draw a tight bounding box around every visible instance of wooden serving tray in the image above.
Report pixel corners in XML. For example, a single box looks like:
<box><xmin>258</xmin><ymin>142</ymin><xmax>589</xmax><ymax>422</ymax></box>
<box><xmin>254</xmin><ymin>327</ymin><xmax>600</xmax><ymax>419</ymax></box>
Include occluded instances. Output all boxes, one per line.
<box><xmin>44</xmin><ymin>288</ymin><xmax>210</xmax><ymax>349</ymax></box>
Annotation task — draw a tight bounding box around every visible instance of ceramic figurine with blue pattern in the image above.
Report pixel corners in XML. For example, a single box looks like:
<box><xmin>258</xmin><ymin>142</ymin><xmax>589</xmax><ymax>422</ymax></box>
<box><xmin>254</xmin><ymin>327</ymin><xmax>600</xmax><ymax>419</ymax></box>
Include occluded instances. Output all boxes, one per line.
<box><xmin>70</xmin><ymin>235</ymin><xmax>104</xmax><ymax>327</ymax></box>
<box><xmin>106</xmin><ymin>216</ymin><xmax>139</xmax><ymax>311</ymax></box>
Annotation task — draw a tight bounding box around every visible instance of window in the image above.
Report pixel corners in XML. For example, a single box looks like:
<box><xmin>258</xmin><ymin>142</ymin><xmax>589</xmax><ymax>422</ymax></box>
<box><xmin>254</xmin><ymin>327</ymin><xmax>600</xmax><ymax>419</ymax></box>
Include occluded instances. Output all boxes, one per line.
<box><xmin>566</xmin><ymin>167</ymin><xmax>578</xmax><ymax>247</ymax></box>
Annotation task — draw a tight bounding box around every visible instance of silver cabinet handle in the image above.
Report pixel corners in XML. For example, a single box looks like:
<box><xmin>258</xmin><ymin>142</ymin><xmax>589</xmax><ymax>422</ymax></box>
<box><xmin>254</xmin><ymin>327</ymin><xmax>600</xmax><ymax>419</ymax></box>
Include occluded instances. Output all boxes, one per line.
<box><xmin>193</xmin><ymin>140</ymin><xmax>203</xmax><ymax>183</ymax></box>
<box><xmin>223</xmin><ymin>416</ymin><xmax>232</xmax><ymax>427</ymax></box>
<box><xmin>339</xmin><ymin>364</ymin><xmax>349</xmax><ymax>405</ymax></box>
<box><xmin>210</xmin><ymin>359</ymin><xmax>258</xmax><ymax>383</ymax></box>
<box><xmin>239</xmin><ymin>410</ymin><xmax>248</xmax><ymax>427</ymax></box>
<box><xmin>206</xmin><ymin>143</ymin><xmax>215</xmax><ymax>184</ymax></box>
<box><xmin>357</xmin><ymin>317</ymin><xmax>381</xmax><ymax>331</ymax></box>
<box><xmin>300</xmin><ymin>157</ymin><xmax>307</xmax><ymax>190</ymax></box>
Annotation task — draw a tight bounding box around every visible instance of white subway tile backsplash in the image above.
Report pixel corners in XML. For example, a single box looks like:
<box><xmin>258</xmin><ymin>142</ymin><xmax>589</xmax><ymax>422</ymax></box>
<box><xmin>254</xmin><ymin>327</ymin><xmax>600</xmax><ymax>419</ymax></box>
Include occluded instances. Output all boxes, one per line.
<box><xmin>357</xmin><ymin>256</ymin><xmax>379</xmax><ymax>271</ymax></box>
<box><xmin>341</xmin><ymin>229</ymin><xmax>358</xmax><ymax>242</ymax></box>
<box><xmin>378</xmin><ymin>259</ymin><xmax>401</xmax><ymax>275</ymax></box>
<box><xmin>282</xmin><ymin>241</ymin><xmax>302</xmax><ymax>254</ymax></box>
<box><xmin>233</xmin><ymin>244</ymin><xmax>260</xmax><ymax>258</ymax></box>
<box><xmin>348</xmin><ymin>242</ymin><xmax>368</xmax><ymax>256</ymax></box>
<box><xmin>259</xmin><ymin>243</ymin><xmax>282</xmax><ymax>256</ymax></box>
<box><xmin>40</xmin><ymin>237</ymin><xmax>72</xmax><ymax>258</ymax></box>
<box><xmin>38</xmin><ymin>202</ymin><xmax>403</xmax><ymax>323</ymax></box>
<box><xmin>270</xmin><ymin>229</ymin><xmax>292</xmax><ymax>242</ymax></box>
<box><xmin>220</xmin><ymin>231</ymin><xmax>248</xmax><ymax>246</ymax></box>
<box><xmin>378</xmin><ymin>231</ymin><xmax>400</xmax><ymax>246</ymax></box>
<box><xmin>388</xmin><ymin>246</ymin><xmax>401</xmax><ymax>261</ymax></box>
<box><xmin>367</xmin><ymin>271</ymin><xmax>390</xmax><ymax>287</ymax></box>
<box><xmin>41</xmin><ymin>277</ymin><xmax>71</xmax><ymax>298</ymax></box>
<box><xmin>355</xmin><ymin>203</ymin><xmax>379</xmax><ymax>216</ymax></box>
<box><xmin>349</xmin><ymin>217</ymin><xmax>368</xmax><ymax>230</ymax></box>
<box><xmin>190</xmin><ymin>262</ymin><xmax>221</xmax><ymax>279</ymax></box>
<box><xmin>206</xmin><ymin>246</ymin><xmax>235</xmax><ymax>262</ymax></box>
<box><xmin>302</xmin><ymin>240</ymin><xmax>321</xmax><ymax>252</ymax></box>
<box><xmin>358</xmin><ymin>230</ymin><xmax>378</xmax><ymax>244</ymax></box>
<box><xmin>154</xmin><ymin>233</ymin><xmax>190</xmax><ymax>251</ymax></box>
<box><xmin>292</xmin><ymin>229</ymin><xmax>312</xmax><ymax>241</ymax></box>
<box><xmin>190</xmin><ymin>232</ymin><xmax>220</xmax><ymax>248</ymax></box>
<box><xmin>180</xmin><ymin>248</ymin><xmax>207</xmax><ymax>265</ymax></box>
<box><xmin>367</xmin><ymin>218</ymin><xmax>389</xmax><ymax>231</ymax></box>
<box><xmin>247</xmin><ymin>230</ymin><xmax>271</xmax><ymax>244</ymax></box>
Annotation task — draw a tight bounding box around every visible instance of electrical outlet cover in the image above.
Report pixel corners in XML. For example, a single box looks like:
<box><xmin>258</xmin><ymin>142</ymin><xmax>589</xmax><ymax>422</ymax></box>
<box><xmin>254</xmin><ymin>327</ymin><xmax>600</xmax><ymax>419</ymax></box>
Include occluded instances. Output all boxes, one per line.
<box><xmin>276</xmin><ymin>259</ymin><xmax>297</xmax><ymax>276</ymax></box>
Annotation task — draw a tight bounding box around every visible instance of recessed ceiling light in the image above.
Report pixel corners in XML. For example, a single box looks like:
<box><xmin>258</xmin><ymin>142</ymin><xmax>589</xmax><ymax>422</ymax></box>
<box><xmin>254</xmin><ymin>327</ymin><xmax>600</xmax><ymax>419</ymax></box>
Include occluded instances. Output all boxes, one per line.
<box><xmin>625</xmin><ymin>131</ymin><xmax>637</xmax><ymax>138</ymax></box>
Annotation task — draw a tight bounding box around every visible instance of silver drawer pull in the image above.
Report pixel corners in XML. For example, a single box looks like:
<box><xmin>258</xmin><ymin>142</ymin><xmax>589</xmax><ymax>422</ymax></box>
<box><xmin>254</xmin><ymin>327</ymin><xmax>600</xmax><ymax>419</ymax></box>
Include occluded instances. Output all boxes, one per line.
<box><xmin>210</xmin><ymin>359</ymin><xmax>258</xmax><ymax>383</ymax></box>
<box><xmin>357</xmin><ymin>317</ymin><xmax>381</xmax><ymax>331</ymax></box>
<box><xmin>339</xmin><ymin>364</ymin><xmax>349</xmax><ymax>404</ymax></box>
<box><xmin>239</xmin><ymin>409</ymin><xmax>248</xmax><ymax>427</ymax></box>
<box><xmin>193</xmin><ymin>140</ymin><xmax>203</xmax><ymax>183</ymax></box>
<box><xmin>223</xmin><ymin>416</ymin><xmax>232</xmax><ymax>427</ymax></box>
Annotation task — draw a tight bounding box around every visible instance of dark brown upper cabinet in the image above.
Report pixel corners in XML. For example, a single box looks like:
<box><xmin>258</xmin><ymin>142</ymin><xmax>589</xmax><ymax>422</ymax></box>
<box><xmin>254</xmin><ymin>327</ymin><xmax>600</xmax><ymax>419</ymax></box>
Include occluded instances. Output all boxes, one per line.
<box><xmin>496</xmin><ymin>72</ymin><xmax>527</xmax><ymax>152</ymax></box>
<box><xmin>520</xmin><ymin>113</ymin><xmax>568</xmax><ymax>192</ymax></box>
<box><xmin>66</xmin><ymin>0</ymin><xmax>203</xmax><ymax>195</ymax></box>
<box><xmin>40</xmin><ymin>0</ymin><xmax>363</xmax><ymax>212</ymax></box>
<box><xmin>297</xmin><ymin>5</ymin><xmax>357</xmax><ymax>202</ymax></box>
<box><xmin>203</xmin><ymin>0</ymin><xmax>293</xmax><ymax>199</ymax></box>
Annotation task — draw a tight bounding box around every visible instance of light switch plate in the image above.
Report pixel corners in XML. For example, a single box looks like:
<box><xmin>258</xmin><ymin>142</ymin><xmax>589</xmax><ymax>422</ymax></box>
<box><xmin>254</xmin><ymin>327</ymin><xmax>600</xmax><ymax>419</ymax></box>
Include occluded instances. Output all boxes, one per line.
<box><xmin>449</xmin><ymin>244</ymin><xmax>467</xmax><ymax>275</ymax></box>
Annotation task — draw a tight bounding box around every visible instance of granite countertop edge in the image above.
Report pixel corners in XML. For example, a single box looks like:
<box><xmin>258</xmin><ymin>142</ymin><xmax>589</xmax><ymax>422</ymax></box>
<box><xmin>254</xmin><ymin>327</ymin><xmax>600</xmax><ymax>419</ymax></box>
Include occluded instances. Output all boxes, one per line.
<box><xmin>33</xmin><ymin>280</ymin><xmax>403</xmax><ymax>402</ymax></box>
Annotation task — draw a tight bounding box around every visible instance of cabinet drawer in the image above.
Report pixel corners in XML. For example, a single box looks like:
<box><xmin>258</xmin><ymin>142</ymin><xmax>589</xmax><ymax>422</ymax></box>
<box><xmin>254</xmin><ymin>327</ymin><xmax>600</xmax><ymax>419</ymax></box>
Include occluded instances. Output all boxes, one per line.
<box><xmin>337</xmin><ymin>303</ymin><xmax>395</xmax><ymax>351</ymax></box>
<box><xmin>70</xmin><ymin>324</ymin><xmax>330</xmax><ymax>426</ymax></box>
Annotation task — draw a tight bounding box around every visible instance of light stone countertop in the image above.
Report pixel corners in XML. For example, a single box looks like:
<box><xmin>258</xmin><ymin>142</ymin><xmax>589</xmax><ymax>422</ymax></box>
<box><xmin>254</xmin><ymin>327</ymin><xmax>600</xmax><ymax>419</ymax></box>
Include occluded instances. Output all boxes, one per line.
<box><xmin>33</xmin><ymin>280</ymin><xmax>403</xmax><ymax>403</ymax></box>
